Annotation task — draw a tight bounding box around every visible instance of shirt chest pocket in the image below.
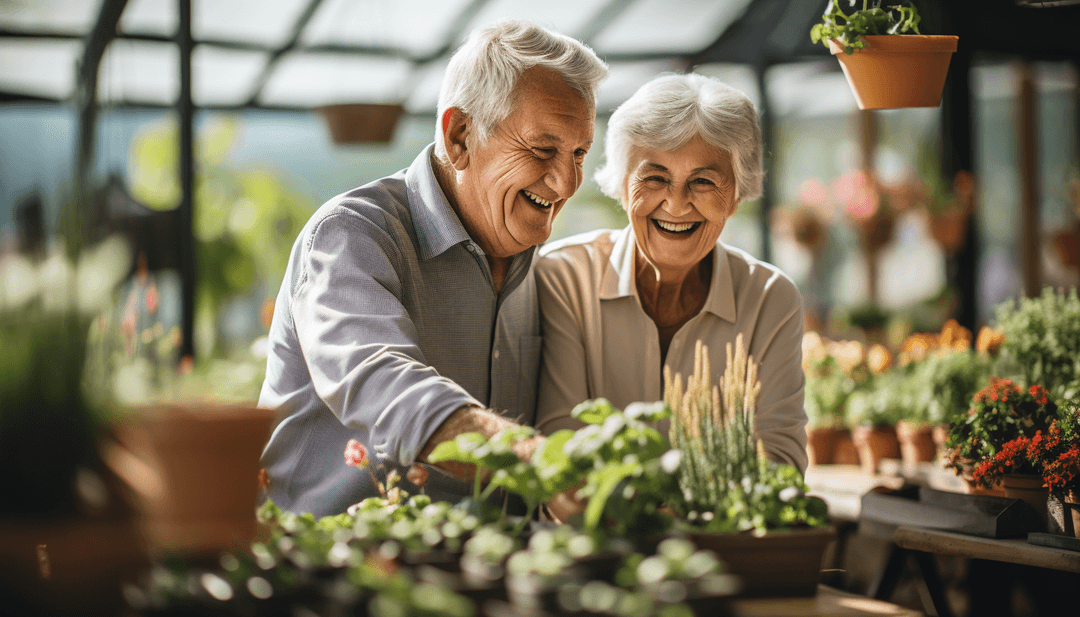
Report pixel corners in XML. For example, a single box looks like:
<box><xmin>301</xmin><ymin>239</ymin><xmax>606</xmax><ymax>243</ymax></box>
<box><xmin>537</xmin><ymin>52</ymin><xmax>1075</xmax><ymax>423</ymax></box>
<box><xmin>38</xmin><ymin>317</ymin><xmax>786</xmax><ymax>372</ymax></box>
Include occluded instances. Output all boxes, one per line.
<box><xmin>490</xmin><ymin>334</ymin><xmax>542</xmax><ymax>426</ymax></box>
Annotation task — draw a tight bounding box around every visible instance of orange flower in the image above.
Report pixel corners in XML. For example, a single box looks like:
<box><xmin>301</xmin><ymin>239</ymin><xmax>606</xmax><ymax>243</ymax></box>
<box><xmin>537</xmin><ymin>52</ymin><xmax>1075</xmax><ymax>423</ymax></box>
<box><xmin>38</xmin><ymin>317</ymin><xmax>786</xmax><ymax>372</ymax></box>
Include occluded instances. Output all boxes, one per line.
<box><xmin>866</xmin><ymin>344</ymin><xmax>892</xmax><ymax>375</ymax></box>
<box><xmin>975</xmin><ymin>326</ymin><xmax>1005</xmax><ymax>356</ymax></box>
<box><xmin>344</xmin><ymin>439</ymin><xmax>369</xmax><ymax>469</ymax></box>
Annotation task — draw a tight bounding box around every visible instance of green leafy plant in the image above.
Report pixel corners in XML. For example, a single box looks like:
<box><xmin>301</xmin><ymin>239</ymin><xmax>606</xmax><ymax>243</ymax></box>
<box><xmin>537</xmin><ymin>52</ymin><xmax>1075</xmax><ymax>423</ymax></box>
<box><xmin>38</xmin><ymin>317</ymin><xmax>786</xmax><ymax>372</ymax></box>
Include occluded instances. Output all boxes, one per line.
<box><xmin>993</xmin><ymin>286</ymin><xmax>1080</xmax><ymax>402</ymax></box>
<box><xmin>811</xmin><ymin>0</ymin><xmax>922</xmax><ymax>55</ymax></box>
<box><xmin>665</xmin><ymin>337</ymin><xmax>828</xmax><ymax>533</ymax></box>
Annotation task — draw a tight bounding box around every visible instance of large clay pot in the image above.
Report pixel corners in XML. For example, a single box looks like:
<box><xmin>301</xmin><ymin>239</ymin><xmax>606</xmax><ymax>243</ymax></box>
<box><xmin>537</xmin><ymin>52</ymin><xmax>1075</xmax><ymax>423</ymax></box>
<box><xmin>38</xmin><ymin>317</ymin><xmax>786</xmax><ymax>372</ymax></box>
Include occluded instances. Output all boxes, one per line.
<box><xmin>830</xmin><ymin>35</ymin><xmax>959</xmax><ymax>110</ymax></box>
<box><xmin>957</xmin><ymin>461</ymin><xmax>1007</xmax><ymax>497</ymax></box>
<box><xmin>688</xmin><ymin>527</ymin><xmax>837</xmax><ymax>597</ymax></box>
<box><xmin>852</xmin><ymin>424</ymin><xmax>900</xmax><ymax>474</ymax></box>
<box><xmin>1048</xmin><ymin>490</ymin><xmax>1080</xmax><ymax>538</ymax></box>
<box><xmin>896</xmin><ymin>421</ymin><xmax>937</xmax><ymax>466</ymax></box>
<box><xmin>1001</xmin><ymin>473</ymin><xmax>1049</xmax><ymax>530</ymax></box>
<box><xmin>104</xmin><ymin>402</ymin><xmax>276</xmax><ymax>556</ymax></box>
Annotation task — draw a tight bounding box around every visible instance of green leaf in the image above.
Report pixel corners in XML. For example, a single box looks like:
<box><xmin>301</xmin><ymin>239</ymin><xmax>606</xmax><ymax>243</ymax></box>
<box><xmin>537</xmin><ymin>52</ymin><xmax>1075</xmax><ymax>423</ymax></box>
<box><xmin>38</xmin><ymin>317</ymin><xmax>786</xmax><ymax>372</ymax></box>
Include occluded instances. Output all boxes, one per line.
<box><xmin>583</xmin><ymin>461</ymin><xmax>638</xmax><ymax>530</ymax></box>
<box><xmin>571</xmin><ymin>398</ymin><xmax>617</xmax><ymax>425</ymax></box>
<box><xmin>427</xmin><ymin>432</ymin><xmax>486</xmax><ymax>465</ymax></box>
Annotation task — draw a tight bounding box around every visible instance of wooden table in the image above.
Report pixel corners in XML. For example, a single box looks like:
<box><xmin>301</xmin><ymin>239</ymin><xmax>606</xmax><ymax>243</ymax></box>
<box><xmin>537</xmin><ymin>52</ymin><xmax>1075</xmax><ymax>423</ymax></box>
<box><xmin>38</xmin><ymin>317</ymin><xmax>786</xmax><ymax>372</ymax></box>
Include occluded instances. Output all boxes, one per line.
<box><xmin>731</xmin><ymin>585</ymin><xmax>922</xmax><ymax>616</ymax></box>
<box><xmin>894</xmin><ymin>526</ymin><xmax>1080</xmax><ymax>574</ymax></box>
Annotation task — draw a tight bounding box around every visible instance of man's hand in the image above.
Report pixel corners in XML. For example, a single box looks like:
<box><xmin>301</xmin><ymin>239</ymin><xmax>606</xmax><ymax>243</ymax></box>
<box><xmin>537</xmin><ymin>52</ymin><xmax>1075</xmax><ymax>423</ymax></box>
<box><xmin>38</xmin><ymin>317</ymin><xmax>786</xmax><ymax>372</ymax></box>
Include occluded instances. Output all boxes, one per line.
<box><xmin>417</xmin><ymin>405</ymin><xmax>543</xmax><ymax>481</ymax></box>
<box><xmin>545</xmin><ymin>482</ymin><xmax>587</xmax><ymax>524</ymax></box>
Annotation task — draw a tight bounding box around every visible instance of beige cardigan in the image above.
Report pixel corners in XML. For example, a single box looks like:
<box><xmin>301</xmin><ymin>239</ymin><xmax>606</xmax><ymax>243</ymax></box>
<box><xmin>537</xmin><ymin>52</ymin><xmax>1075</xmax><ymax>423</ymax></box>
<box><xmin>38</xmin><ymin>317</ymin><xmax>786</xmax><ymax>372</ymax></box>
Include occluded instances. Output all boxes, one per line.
<box><xmin>534</xmin><ymin>226</ymin><xmax>808</xmax><ymax>473</ymax></box>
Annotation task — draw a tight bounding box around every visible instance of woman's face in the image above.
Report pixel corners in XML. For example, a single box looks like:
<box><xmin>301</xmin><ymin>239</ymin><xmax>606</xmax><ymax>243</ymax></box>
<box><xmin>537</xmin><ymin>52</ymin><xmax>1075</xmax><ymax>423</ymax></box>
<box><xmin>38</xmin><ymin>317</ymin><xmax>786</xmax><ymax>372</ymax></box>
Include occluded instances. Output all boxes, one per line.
<box><xmin>623</xmin><ymin>135</ymin><xmax>736</xmax><ymax>275</ymax></box>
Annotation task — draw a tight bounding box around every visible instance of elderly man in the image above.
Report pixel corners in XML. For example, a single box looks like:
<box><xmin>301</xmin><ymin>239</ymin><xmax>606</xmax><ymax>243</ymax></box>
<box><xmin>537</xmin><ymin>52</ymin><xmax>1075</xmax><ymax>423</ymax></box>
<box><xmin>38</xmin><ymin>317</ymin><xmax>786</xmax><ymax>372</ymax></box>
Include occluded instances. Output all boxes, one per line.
<box><xmin>258</xmin><ymin>20</ymin><xmax>607</xmax><ymax>517</ymax></box>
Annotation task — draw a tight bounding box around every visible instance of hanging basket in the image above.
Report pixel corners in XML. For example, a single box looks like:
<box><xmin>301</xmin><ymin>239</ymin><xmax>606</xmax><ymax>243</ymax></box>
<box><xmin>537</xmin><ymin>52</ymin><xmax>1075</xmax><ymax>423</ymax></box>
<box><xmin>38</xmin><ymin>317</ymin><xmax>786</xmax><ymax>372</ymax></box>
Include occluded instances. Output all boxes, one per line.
<box><xmin>830</xmin><ymin>35</ymin><xmax>959</xmax><ymax>110</ymax></box>
<box><xmin>318</xmin><ymin>103</ymin><xmax>405</xmax><ymax>145</ymax></box>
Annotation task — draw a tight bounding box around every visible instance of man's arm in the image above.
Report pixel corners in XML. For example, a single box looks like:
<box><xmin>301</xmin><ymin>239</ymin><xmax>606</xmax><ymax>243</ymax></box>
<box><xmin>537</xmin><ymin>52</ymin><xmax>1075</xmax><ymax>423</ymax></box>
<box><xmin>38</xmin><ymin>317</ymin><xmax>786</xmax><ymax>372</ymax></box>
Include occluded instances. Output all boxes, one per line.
<box><xmin>418</xmin><ymin>404</ymin><xmax>543</xmax><ymax>481</ymax></box>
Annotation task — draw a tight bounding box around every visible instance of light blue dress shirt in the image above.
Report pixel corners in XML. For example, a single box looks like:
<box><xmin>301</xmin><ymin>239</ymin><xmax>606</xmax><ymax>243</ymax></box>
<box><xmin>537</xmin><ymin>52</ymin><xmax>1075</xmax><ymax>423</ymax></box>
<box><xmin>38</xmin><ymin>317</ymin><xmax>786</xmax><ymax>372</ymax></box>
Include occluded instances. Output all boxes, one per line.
<box><xmin>258</xmin><ymin>144</ymin><xmax>541</xmax><ymax>517</ymax></box>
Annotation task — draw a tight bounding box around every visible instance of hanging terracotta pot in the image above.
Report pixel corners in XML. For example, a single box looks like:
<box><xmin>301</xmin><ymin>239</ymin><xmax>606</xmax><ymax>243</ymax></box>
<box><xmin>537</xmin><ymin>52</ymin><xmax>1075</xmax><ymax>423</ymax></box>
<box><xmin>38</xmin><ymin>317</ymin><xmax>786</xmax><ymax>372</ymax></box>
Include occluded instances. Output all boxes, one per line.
<box><xmin>852</xmin><ymin>424</ymin><xmax>900</xmax><ymax>474</ymax></box>
<box><xmin>830</xmin><ymin>35</ymin><xmax>959</xmax><ymax>110</ymax></box>
<box><xmin>929</xmin><ymin>209</ymin><xmax>970</xmax><ymax>255</ymax></box>
<box><xmin>896</xmin><ymin>421</ymin><xmax>937</xmax><ymax>466</ymax></box>
<box><xmin>1051</xmin><ymin>227</ymin><xmax>1080</xmax><ymax>268</ymax></box>
<box><xmin>1000</xmin><ymin>473</ymin><xmax>1049</xmax><ymax>529</ymax></box>
<box><xmin>318</xmin><ymin>103</ymin><xmax>405</xmax><ymax>145</ymax></box>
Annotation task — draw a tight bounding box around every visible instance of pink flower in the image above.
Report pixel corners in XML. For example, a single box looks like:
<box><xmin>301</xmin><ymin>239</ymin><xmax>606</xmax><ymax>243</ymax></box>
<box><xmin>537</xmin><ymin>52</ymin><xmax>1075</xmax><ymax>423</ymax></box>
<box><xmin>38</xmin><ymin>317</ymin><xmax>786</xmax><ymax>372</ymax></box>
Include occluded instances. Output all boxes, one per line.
<box><xmin>406</xmin><ymin>464</ymin><xmax>429</xmax><ymax>487</ymax></box>
<box><xmin>345</xmin><ymin>439</ymin><xmax>369</xmax><ymax>469</ymax></box>
<box><xmin>146</xmin><ymin>283</ymin><xmax>159</xmax><ymax>315</ymax></box>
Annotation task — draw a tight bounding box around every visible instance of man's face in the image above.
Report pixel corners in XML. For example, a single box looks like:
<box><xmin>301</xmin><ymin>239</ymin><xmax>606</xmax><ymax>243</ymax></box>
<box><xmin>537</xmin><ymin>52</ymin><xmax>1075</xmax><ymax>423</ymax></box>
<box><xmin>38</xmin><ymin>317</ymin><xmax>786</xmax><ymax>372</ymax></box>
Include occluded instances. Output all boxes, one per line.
<box><xmin>455</xmin><ymin>67</ymin><xmax>595</xmax><ymax>258</ymax></box>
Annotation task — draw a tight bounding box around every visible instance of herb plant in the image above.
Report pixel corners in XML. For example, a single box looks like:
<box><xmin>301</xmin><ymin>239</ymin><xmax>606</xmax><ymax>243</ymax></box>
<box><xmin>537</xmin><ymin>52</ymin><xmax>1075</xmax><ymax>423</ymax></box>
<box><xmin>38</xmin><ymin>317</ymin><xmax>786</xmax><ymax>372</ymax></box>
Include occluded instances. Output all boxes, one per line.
<box><xmin>811</xmin><ymin>1</ymin><xmax>923</xmax><ymax>55</ymax></box>
<box><xmin>665</xmin><ymin>337</ymin><xmax>828</xmax><ymax>533</ymax></box>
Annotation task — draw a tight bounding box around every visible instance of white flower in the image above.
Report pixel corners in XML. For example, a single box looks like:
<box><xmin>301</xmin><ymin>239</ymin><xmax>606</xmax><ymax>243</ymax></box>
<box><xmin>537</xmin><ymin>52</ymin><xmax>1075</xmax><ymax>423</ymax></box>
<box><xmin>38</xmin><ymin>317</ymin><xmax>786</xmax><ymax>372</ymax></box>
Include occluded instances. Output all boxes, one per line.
<box><xmin>76</xmin><ymin>235</ymin><xmax>132</xmax><ymax>313</ymax></box>
<box><xmin>0</xmin><ymin>253</ymin><xmax>38</xmax><ymax>310</ymax></box>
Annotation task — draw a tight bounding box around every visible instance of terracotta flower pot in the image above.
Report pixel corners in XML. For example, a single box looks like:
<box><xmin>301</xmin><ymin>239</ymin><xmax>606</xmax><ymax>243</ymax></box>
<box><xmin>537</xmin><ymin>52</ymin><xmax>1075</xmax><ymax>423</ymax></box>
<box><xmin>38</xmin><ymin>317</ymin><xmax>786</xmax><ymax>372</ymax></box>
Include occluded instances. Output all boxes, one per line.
<box><xmin>833</xmin><ymin>428</ymin><xmax>861</xmax><ymax>466</ymax></box>
<box><xmin>688</xmin><ymin>527</ymin><xmax>836</xmax><ymax>597</ymax></box>
<box><xmin>1048</xmin><ymin>490</ymin><xmax>1080</xmax><ymax>538</ymax></box>
<box><xmin>929</xmin><ymin>210</ymin><xmax>970</xmax><ymax>254</ymax></box>
<box><xmin>896</xmin><ymin>421</ymin><xmax>937</xmax><ymax>466</ymax></box>
<box><xmin>852</xmin><ymin>424</ymin><xmax>900</xmax><ymax>474</ymax></box>
<box><xmin>806</xmin><ymin>426</ymin><xmax>837</xmax><ymax>466</ymax></box>
<box><xmin>318</xmin><ymin>103</ymin><xmax>404</xmax><ymax>144</ymax></box>
<box><xmin>104</xmin><ymin>402</ymin><xmax>276</xmax><ymax>556</ymax></box>
<box><xmin>830</xmin><ymin>35</ymin><xmax>959</xmax><ymax>110</ymax></box>
<box><xmin>1001</xmin><ymin>473</ymin><xmax>1049</xmax><ymax>530</ymax></box>
<box><xmin>931</xmin><ymin>423</ymin><xmax>950</xmax><ymax>460</ymax></box>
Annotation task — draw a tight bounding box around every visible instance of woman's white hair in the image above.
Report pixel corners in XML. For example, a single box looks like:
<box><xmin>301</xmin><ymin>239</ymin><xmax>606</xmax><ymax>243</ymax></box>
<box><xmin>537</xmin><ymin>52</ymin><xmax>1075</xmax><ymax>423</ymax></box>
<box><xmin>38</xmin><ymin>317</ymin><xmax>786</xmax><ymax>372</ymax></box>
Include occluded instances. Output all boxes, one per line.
<box><xmin>434</xmin><ymin>20</ymin><xmax>608</xmax><ymax>161</ymax></box>
<box><xmin>594</xmin><ymin>73</ymin><xmax>763</xmax><ymax>206</ymax></box>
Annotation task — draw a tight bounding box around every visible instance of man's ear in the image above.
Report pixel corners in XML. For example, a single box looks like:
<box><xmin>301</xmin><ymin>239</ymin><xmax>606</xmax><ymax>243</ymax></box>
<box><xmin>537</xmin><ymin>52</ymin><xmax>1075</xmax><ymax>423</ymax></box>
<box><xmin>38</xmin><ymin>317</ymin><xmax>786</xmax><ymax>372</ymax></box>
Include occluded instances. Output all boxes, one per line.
<box><xmin>441</xmin><ymin>108</ymin><xmax>471</xmax><ymax>171</ymax></box>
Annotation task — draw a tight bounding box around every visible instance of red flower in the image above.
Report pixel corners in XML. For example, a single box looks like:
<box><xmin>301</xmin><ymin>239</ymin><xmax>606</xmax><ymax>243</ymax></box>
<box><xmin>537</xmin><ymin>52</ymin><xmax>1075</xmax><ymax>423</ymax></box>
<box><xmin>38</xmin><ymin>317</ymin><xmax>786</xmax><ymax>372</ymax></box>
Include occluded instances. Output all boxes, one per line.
<box><xmin>345</xmin><ymin>439</ymin><xmax>369</xmax><ymax>469</ymax></box>
<box><xmin>146</xmin><ymin>282</ymin><xmax>159</xmax><ymax>315</ymax></box>
<box><xmin>257</xmin><ymin>468</ymin><xmax>270</xmax><ymax>490</ymax></box>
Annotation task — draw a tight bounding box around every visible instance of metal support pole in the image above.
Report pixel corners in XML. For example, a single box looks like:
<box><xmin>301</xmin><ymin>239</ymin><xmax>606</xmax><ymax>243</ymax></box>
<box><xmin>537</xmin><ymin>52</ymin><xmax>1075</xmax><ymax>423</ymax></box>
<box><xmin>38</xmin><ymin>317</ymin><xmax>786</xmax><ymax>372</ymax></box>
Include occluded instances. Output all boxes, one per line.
<box><xmin>940</xmin><ymin>27</ymin><xmax>978</xmax><ymax>330</ymax></box>
<box><xmin>755</xmin><ymin>63</ymin><xmax>775</xmax><ymax>264</ymax></box>
<box><xmin>178</xmin><ymin>0</ymin><xmax>195</xmax><ymax>360</ymax></box>
<box><xmin>1017</xmin><ymin>60</ymin><xmax>1041</xmax><ymax>298</ymax></box>
<box><xmin>72</xmin><ymin>0</ymin><xmax>129</xmax><ymax>257</ymax></box>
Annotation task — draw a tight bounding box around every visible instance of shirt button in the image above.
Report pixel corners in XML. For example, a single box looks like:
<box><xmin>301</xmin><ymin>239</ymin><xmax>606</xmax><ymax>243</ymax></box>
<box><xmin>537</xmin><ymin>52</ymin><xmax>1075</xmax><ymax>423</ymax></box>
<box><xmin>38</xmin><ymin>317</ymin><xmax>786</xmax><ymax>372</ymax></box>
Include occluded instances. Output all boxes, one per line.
<box><xmin>493</xmin><ymin>349</ymin><xmax>500</xmax><ymax>360</ymax></box>
<box><xmin>465</xmin><ymin>244</ymin><xmax>474</xmax><ymax>252</ymax></box>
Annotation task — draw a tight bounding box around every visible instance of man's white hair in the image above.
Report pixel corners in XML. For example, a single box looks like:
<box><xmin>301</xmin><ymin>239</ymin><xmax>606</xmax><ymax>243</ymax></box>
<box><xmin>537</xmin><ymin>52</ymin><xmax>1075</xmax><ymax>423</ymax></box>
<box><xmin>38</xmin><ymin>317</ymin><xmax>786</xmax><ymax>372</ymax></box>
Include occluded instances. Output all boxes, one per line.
<box><xmin>434</xmin><ymin>19</ymin><xmax>608</xmax><ymax>161</ymax></box>
<box><xmin>594</xmin><ymin>73</ymin><xmax>763</xmax><ymax>207</ymax></box>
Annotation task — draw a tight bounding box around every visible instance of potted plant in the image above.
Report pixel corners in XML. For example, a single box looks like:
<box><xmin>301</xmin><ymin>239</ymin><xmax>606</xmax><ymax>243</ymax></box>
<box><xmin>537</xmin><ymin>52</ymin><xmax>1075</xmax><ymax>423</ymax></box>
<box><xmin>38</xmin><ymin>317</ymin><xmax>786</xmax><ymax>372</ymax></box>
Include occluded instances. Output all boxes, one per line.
<box><xmin>944</xmin><ymin>377</ymin><xmax>1058</xmax><ymax>502</ymax></box>
<box><xmin>802</xmin><ymin>333</ymin><xmax>858</xmax><ymax>466</ymax></box>
<box><xmin>663</xmin><ymin>337</ymin><xmax>833</xmax><ymax>597</ymax></box>
<box><xmin>811</xmin><ymin>1</ymin><xmax>959</xmax><ymax>110</ymax></box>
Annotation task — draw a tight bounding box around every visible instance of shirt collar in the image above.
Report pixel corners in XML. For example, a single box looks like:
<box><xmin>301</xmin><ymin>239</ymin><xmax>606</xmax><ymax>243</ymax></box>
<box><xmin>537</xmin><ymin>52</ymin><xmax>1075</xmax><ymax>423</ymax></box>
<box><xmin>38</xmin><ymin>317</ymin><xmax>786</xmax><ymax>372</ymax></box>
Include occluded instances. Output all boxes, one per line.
<box><xmin>599</xmin><ymin>225</ymin><xmax>737</xmax><ymax>323</ymax></box>
<box><xmin>406</xmin><ymin>143</ymin><xmax>472</xmax><ymax>261</ymax></box>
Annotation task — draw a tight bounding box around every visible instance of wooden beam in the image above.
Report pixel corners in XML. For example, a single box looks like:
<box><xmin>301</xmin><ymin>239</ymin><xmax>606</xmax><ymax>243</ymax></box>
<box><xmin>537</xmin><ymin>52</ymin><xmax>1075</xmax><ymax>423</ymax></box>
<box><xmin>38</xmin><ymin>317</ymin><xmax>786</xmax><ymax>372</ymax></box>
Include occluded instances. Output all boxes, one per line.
<box><xmin>178</xmin><ymin>0</ymin><xmax>195</xmax><ymax>360</ymax></box>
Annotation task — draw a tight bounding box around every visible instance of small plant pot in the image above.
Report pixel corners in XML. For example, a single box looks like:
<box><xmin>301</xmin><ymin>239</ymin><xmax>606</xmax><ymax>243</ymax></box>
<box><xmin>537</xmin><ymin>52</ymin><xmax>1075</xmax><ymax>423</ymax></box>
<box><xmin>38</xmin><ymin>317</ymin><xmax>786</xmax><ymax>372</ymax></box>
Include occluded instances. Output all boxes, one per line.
<box><xmin>687</xmin><ymin>527</ymin><xmax>836</xmax><ymax>597</ymax></box>
<box><xmin>1048</xmin><ymin>490</ymin><xmax>1080</xmax><ymax>538</ymax></box>
<box><xmin>1001</xmin><ymin>473</ymin><xmax>1049</xmax><ymax>531</ymax></box>
<box><xmin>852</xmin><ymin>424</ymin><xmax>900</xmax><ymax>474</ymax></box>
<box><xmin>829</xmin><ymin>35</ymin><xmax>959</xmax><ymax>110</ymax></box>
<box><xmin>832</xmin><ymin>428</ymin><xmax>860</xmax><ymax>465</ymax></box>
<box><xmin>806</xmin><ymin>426</ymin><xmax>836</xmax><ymax>466</ymax></box>
<box><xmin>896</xmin><ymin>421</ymin><xmax>937</xmax><ymax>466</ymax></box>
<box><xmin>931</xmin><ymin>423</ymin><xmax>950</xmax><ymax>460</ymax></box>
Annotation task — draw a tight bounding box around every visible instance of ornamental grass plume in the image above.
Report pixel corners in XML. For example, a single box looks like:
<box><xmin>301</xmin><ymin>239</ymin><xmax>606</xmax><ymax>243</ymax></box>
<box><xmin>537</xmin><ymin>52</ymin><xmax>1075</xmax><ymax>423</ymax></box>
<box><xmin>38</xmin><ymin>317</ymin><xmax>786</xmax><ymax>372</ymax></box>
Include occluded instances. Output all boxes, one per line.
<box><xmin>665</xmin><ymin>336</ymin><xmax>765</xmax><ymax>518</ymax></box>
<box><xmin>663</xmin><ymin>336</ymin><xmax>826</xmax><ymax>532</ymax></box>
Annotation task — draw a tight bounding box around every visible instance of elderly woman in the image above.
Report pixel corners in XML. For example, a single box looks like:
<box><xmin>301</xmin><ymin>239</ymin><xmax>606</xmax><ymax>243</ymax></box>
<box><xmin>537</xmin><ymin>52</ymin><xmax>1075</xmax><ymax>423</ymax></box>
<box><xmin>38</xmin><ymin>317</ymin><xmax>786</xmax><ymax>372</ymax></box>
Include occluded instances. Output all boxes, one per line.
<box><xmin>535</xmin><ymin>73</ymin><xmax>807</xmax><ymax>473</ymax></box>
